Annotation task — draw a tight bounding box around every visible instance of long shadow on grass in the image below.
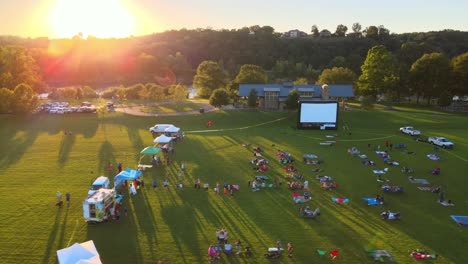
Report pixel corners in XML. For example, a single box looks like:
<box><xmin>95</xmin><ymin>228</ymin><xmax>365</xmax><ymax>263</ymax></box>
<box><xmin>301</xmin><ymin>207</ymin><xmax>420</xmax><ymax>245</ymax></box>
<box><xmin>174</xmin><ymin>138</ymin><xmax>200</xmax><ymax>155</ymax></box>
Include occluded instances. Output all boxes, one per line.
<box><xmin>159</xmin><ymin>192</ymin><xmax>205</xmax><ymax>264</ymax></box>
<box><xmin>131</xmin><ymin>189</ymin><xmax>159</xmax><ymax>261</ymax></box>
<box><xmin>41</xmin><ymin>207</ymin><xmax>63</xmax><ymax>264</ymax></box>
<box><xmin>0</xmin><ymin>115</ymin><xmax>40</xmax><ymax>170</ymax></box>
<box><xmin>57</xmin><ymin>133</ymin><xmax>76</xmax><ymax>166</ymax></box>
<box><xmin>97</xmin><ymin>141</ymin><xmax>116</xmax><ymax>177</ymax></box>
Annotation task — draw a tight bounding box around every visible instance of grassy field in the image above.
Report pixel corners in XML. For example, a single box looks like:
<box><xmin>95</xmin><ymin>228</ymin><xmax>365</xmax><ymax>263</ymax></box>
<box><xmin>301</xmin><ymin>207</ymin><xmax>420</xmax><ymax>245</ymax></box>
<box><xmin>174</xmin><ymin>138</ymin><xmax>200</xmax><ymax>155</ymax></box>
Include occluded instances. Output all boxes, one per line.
<box><xmin>0</xmin><ymin>107</ymin><xmax>467</xmax><ymax>264</ymax></box>
<box><xmin>141</xmin><ymin>102</ymin><xmax>203</xmax><ymax>113</ymax></box>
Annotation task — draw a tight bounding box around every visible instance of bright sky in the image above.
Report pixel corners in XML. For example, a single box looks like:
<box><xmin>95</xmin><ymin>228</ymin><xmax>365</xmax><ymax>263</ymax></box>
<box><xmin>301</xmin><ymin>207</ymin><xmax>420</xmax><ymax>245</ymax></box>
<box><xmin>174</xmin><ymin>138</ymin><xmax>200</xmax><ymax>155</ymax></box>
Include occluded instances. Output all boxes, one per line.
<box><xmin>0</xmin><ymin>0</ymin><xmax>466</xmax><ymax>38</ymax></box>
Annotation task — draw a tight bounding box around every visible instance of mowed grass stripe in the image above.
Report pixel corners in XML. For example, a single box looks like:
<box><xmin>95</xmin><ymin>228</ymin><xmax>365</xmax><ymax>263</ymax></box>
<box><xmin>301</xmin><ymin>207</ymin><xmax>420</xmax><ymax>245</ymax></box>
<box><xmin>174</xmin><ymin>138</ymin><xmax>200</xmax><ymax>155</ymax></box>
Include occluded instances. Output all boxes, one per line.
<box><xmin>0</xmin><ymin>109</ymin><xmax>467</xmax><ymax>263</ymax></box>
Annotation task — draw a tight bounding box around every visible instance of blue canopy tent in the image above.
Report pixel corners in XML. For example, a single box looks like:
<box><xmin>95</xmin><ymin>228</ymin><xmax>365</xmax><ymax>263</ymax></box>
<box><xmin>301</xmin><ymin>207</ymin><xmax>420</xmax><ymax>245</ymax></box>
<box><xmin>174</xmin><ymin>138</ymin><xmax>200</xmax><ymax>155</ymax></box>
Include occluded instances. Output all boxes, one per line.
<box><xmin>114</xmin><ymin>168</ymin><xmax>142</xmax><ymax>189</ymax></box>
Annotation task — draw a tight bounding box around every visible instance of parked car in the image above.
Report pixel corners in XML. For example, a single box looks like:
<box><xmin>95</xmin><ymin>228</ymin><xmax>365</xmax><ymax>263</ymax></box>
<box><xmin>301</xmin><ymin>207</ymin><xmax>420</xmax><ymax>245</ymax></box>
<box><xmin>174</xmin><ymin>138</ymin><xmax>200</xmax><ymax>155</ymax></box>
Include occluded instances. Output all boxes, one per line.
<box><xmin>428</xmin><ymin>137</ymin><xmax>454</xmax><ymax>149</ymax></box>
<box><xmin>399</xmin><ymin>126</ymin><xmax>421</xmax><ymax>136</ymax></box>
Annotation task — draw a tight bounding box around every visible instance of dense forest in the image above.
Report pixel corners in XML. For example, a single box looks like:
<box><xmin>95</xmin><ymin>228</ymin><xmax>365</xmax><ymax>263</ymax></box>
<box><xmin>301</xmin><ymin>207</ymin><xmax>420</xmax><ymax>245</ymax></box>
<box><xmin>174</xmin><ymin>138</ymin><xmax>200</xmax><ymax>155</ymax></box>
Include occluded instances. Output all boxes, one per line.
<box><xmin>1</xmin><ymin>26</ymin><xmax>468</xmax><ymax>112</ymax></box>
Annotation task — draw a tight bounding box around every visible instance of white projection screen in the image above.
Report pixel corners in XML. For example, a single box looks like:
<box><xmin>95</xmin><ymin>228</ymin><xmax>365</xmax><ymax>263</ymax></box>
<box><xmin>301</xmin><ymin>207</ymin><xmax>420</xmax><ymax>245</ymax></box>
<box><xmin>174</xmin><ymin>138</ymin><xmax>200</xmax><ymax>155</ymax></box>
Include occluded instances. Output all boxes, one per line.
<box><xmin>297</xmin><ymin>101</ymin><xmax>339</xmax><ymax>129</ymax></box>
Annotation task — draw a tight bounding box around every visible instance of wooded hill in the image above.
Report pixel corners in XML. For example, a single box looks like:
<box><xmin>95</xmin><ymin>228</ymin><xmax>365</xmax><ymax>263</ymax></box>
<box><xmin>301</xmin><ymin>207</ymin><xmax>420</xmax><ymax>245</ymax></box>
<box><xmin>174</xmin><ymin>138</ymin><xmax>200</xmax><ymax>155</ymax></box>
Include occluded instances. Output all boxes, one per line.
<box><xmin>1</xmin><ymin>27</ymin><xmax>468</xmax><ymax>90</ymax></box>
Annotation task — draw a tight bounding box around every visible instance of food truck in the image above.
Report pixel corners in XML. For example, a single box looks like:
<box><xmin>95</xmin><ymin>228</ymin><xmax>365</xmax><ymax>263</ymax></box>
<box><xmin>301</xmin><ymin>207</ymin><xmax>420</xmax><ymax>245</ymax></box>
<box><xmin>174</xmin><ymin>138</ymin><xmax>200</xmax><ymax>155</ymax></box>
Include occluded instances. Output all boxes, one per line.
<box><xmin>83</xmin><ymin>188</ymin><xmax>116</xmax><ymax>223</ymax></box>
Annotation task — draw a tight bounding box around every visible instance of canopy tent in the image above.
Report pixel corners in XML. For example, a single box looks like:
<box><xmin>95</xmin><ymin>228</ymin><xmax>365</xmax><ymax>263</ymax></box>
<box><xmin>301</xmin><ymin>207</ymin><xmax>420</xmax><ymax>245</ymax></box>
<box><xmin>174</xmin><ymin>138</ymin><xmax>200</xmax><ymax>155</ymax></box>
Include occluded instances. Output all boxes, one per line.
<box><xmin>57</xmin><ymin>240</ymin><xmax>102</xmax><ymax>264</ymax></box>
<box><xmin>114</xmin><ymin>168</ymin><xmax>142</xmax><ymax>181</ymax></box>
<box><xmin>153</xmin><ymin>135</ymin><xmax>173</xmax><ymax>144</ymax></box>
<box><xmin>150</xmin><ymin>124</ymin><xmax>173</xmax><ymax>133</ymax></box>
<box><xmin>140</xmin><ymin>146</ymin><xmax>161</xmax><ymax>155</ymax></box>
<box><xmin>164</xmin><ymin>125</ymin><xmax>180</xmax><ymax>133</ymax></box>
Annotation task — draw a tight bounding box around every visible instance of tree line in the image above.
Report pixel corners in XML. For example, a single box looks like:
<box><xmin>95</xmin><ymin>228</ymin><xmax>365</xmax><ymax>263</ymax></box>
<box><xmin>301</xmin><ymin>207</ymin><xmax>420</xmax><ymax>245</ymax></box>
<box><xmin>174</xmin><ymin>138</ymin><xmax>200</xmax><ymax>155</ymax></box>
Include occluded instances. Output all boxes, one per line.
<box><xmin>1</xmin><ymin>26</ymin><xmax>468</xmax><ymax>113</ymax></box>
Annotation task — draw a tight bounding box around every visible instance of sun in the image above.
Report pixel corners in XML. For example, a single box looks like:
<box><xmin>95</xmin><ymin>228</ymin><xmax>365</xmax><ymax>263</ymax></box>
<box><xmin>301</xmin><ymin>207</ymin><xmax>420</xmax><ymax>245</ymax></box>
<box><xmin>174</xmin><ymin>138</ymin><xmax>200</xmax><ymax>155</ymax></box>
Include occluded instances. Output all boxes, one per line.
<box><xmin>50</xmin><ymin>0</ymin><xmax>135</xmax><ymax>38</ymax></box>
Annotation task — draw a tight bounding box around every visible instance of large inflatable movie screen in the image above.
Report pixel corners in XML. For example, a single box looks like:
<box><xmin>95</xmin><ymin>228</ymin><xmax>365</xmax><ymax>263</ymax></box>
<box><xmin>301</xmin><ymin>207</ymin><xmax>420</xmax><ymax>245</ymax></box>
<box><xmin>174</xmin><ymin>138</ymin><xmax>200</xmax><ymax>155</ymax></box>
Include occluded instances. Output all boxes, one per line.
<box><xmin>297</xmin><ymin>101</ymin><xmax>338</xmax><ymax>129</ymax></box>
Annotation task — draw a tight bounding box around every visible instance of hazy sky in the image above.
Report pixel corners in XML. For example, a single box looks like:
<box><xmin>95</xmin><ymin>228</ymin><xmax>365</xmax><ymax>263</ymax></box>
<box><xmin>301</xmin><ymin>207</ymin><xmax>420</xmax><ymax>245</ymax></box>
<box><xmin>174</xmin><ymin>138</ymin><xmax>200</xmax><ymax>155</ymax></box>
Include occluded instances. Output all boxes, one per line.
<box><xmin>0</xmin><ymin>0</ymin><xmax>466</xmax><ymax>38</ymax></box>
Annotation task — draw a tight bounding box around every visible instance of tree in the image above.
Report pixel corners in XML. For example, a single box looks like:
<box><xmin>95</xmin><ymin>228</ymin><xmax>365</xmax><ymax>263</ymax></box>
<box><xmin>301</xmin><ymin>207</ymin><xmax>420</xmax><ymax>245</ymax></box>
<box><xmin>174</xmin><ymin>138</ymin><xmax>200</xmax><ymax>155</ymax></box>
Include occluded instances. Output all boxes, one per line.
<box><xmin>226</xmin><ymin>81</ymin><xmax>239</xmax><ymax>100</ymax></box>
<box><xmin>335</xmin><ymin>24</ymin><xmax>348</xmax><ymax>37</ymax></box>
<box><xmin>284</xmin><ymin>89</ymin><xmax>300</xmax><ymax>110</ymax></box>
<box><xmin>357</xmin><ymin>45</ymin><xmax>398</xmax><ymax>98</ymax></box>
<box><xmin>0</xmin><ymin>46</ymin><xmax>44</xmax><ymax>92</ymax></box>
<box><xmin>75</xmin><ymin>86</ymin><xmax>83</xmax><ymax>99</ymax></box>
<box><xmin>451</xmin><ymin>52</ymin><xmax>468</xmax><ymax>96</ymax></box>
<box><xmin>194</xmin><ymin>61</ymin><xmax>227</xmax><ymax>98</ymax></box>
<box><xmin>311</xmin><ymin>25</ymin><xmax>319</xmax><ymax>37</ymax></box>
<box><xmin>171</xmin><ymin>84</ymin><xmax>188</xmax><ymax>102</ymax></box>
<box><xmin>351</xmin><ymin>22</ymin><xmax>362</xmax><ymax>38</ymax></box>
<box><xmin>409</xmin><ymin>53</ymin><xmax>451</xmax><ymax>104</ymax></box>
<box><xmin>82</xmin><ymin>86</ymin><xmax>98</xmax><ymax>98</ymax></box>
<box><xmin>0</xmin><ymin>87</ymin><xmax>13</xmax><ymax>113</ymax></box>
<box><xmin>327</xmin><ymin>56</ymin><xmax>347</xmax><ymax>68</ymax></box>
<box><xmin>247</xmin><ymin>88</ymin><xmax>258</xmax><ymax>107</ymax></box>
<box><xmin>10</xmin><ymin>83</ymin><xmax>38</xmax><ymax>113</ymax></box>
<box><xmin>378</xmin><ymin>25</ymin><xmax>390</xmax><ymax>40</ymax></box>
<box><xmin>318</xmin><ymin>67</ymin><xmax>356</xmax><ymax>84</ymax></box>
<box><xmin>209</xmin><ymin>88</ymin><xmax>230</xmax><ymax>107</ymax></box>
<box><xmin>365</xmin><ymin>26</ymin><xmax>379</xmax><ymax>40</ymax></box>
<box><xmin>293</xmin><ymin>78</ymin><xmax>309</xmax><ymax>85</ymax></box>
<box><xmin>234</xmin><ymin>64</ymin><xmax>268</xmax><ymax>84</ymax></box>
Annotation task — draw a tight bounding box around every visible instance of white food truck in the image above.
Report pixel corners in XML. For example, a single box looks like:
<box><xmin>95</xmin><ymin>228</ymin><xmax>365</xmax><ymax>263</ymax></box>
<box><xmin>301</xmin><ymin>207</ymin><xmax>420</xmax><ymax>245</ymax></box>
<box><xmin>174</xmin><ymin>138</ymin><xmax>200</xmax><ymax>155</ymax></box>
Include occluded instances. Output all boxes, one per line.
<box><xmin>83</xmin><ymin>188</ymin><xmax>116</xmax><ymax>223</ymax></box>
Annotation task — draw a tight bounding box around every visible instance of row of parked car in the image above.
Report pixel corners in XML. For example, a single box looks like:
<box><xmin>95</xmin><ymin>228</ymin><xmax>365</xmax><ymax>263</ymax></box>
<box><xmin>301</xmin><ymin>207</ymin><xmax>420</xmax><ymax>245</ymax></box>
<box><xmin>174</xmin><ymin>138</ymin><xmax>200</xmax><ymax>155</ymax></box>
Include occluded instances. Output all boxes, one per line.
<box><xmin>399</xmin><ymin>126</ymin><xmax>454</xmax><ymax>148</ymax></box>
<box><xmin>38</xmin><ymin>102</ymin><xmax>97</xmax><ymax>114</ymax></box>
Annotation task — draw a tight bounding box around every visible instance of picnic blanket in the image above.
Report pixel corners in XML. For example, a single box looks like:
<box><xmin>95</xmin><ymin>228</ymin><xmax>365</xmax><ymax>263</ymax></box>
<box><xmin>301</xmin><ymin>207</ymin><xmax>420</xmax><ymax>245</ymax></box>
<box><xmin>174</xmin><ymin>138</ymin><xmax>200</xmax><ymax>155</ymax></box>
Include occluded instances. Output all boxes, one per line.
<box><xmin>362</xmin><ymin>198</ymin><xmax>382</xmax><ymax>206</ymax></box>
<box><xmin>373</xmin><ymin>170</ymin><xmax>386</xmax><ymax>174</ymax></box>
<box><xmin>331</xmin><ymin>197</ymin><xmax>349</xmax><ymax>203</ymax></box>
<box><xmin>417</xmin><ymin>186</ymin><xmax>439</xmax><ymax>192</ymax></box>
<box><xmin>359</xmin><ymin>154</ymin><xmax>368</xmax><ymax>159</ymax></box>
<box><xmin>367</xmin><ymin>249</ymin><xmax>394</xmax><ymax>262</ymax></box>
<box><xmin>450</xmin><ymin>215</ymin><xmax>468</xmax><ymax>226</ymax></box>
<box><xmin>375</xmin><ymin>151</ymin><xmax>387</xmax><ymax>155</ymax></box>
<box><xmin>303</xmin><ymin>154</ymin><xmax>318</xmax><ymax>159</ymax></box>
<box><xmin>438</xmin><ymin>200</ymin><xmax>454</xmax><ymax>206</ymax></box>
<box><xmin>427</xmin><ymin>154</ymin><xmax>441</xmax><ymax>160</ymax></box>
<box><xmin>408</xmin><ymin>177</ymin><xmax>430</xmax><ymax>184</ymax></box>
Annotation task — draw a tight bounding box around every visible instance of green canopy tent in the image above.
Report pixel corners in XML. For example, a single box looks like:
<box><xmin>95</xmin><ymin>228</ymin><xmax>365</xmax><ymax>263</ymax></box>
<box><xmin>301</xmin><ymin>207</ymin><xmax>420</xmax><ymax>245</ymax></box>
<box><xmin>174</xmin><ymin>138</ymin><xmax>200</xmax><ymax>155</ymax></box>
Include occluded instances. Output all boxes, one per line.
<box><xmin>139</xmin><ymin>146</ymin><xmax>161</xmax><ymax>165</ymax></box>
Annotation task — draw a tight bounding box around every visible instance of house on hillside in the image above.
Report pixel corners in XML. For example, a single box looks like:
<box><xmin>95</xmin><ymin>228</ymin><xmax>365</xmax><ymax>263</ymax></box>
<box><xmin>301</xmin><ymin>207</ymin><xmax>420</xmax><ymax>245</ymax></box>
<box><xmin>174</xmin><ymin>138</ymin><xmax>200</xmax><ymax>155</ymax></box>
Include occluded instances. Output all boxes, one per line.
<box><xmin>281</xmin><ymin>29</ymin><xmax>308</xmax><ymax>38</ymax></box>
<box><xmin>239</xmin><ymin>83</ymin><xmax>354</xmax><ymax>110</ymax></box>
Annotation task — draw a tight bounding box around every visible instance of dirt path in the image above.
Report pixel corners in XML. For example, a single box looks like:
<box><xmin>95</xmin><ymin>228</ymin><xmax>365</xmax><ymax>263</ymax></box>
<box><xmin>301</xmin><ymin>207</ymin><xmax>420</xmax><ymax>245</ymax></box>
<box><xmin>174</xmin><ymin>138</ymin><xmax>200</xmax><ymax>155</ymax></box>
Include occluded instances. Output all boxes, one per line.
<box><xmin>114</xmin><ymin>102</ymin><xmax>217</xmax><ymax>116</ymax></box>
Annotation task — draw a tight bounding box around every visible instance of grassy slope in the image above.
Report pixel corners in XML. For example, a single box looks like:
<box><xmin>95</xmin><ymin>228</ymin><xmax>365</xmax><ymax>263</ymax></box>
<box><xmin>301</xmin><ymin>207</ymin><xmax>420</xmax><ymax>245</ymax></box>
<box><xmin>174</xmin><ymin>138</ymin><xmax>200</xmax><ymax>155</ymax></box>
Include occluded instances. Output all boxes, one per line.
<box><xmin>0</xmin><ymin>108</ymin><xmax>467</xmax><ymax>264</ymax></box>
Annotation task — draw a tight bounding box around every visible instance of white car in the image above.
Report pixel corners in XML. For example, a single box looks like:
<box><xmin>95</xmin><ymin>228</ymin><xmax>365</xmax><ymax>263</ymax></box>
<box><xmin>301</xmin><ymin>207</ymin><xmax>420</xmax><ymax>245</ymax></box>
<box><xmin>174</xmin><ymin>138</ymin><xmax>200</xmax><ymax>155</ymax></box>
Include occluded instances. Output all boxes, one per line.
<box><xmin>399</xmin><ymin>126</ymin><xmax>421</xmax><ymax>136</ymax></box>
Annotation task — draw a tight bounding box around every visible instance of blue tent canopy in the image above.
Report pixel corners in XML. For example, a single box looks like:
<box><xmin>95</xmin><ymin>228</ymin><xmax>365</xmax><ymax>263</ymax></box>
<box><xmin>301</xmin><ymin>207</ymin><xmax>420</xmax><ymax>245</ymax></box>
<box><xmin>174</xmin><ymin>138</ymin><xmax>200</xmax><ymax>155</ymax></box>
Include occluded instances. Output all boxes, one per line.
<box><xmin>114</xmin><ymin>168</ymin><xmax>142</xmax><ymax>181</ymax></box>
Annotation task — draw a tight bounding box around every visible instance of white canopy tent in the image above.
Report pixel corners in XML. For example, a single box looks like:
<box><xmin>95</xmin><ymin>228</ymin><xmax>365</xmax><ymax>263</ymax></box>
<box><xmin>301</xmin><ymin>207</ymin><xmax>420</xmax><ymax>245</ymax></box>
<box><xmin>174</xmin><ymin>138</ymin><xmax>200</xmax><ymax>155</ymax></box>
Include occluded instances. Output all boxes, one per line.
<box><xmin>149</xmin><ymin>124</ymin><xmax>174</xmax><ymax>133</ymax></box>
<box><xmin>164</xmin><ymin>125</ymin><xmax>180</xmax><ymax>133</ymax></box>
<box><xmin>153</xmin><ymin>134</ymin><xmax>173</xmax><ymax>144</ymax></box>
<box><xmin>57</xmin><ymin>240</ymin><xmax>102</xmax><ymax>264</ymax></box>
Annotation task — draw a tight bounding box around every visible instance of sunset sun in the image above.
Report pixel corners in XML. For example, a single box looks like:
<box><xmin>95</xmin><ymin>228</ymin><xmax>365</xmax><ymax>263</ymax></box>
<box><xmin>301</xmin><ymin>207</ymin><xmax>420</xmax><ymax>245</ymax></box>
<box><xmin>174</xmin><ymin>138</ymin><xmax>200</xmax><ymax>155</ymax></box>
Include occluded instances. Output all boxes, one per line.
<box><xmin>50</xmin><ymin>0</ymin><xmax>135</xmax><ymax>38</ymax></box>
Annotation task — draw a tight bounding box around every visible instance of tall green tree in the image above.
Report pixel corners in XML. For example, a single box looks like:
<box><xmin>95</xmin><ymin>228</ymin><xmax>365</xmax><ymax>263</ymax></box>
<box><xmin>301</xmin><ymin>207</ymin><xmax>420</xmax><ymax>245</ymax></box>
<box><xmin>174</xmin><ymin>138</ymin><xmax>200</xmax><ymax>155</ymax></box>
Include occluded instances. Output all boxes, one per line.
<box><xmin>0</xmin><ymin>46</ymin><xmax>44</xmax><ymax>91</ymax></box>
<box><xmin>318</xmin><ymin>67</ymin><xmax>356</xmax><ymax>84</ymax></box>
<box><xmin>357</xmin><ymin>45</ymin><xmax>398</xmax><ymax>98</ymax></box>
<box><xmin>209</xmin><ymin>88</ymin><xmax>230</xmax><ymax>107</ymax></box>
<box><xmin>451</xmin><ymin>52</ymin><xmax>468</xmax><ymax>96</ymax></box>
<box><xmin>334</xmin><ymin>24</ymin><xmax>348</xmax><ymax>37</ymax></box>
<box><xmin>351</xmin><ymin>22</ymin><xmax>362</xmax><ymax>37</ymax></box>
<box><xmin>284</xmin><ymin>89</ymin><xmax>300</xmax><ymax>110</ymax></box>
<box><xmin>171</xmin><ymin>84</ymin><xmax>188</xmax><ymax>102</ymax></box>
<box><xmin>10</xmin><ymin>83</ymin><xmax>38</xmax><ymax>113</ymax></box>
<box><xmin>234</xmin><ymin>64</ymin><xmax>268</xmax><ymax>84</ymax></box>
<box><xmin>194</xmin><ymin>61</ymin><xmax>227</xmax><ymax>98</ymax></box>
<box><xmin>247</xmin><ymin>89</ymin><xmax>258</xmax><ymax>107</ymax></box>
<box><xmin>409</xmin><ymin>53</ymin><xmax>451</xmax><ymax>104</ymax></box>
<box><xmin>365</xmin><ymin>26</ymin><xmax>379</xmax><ymax>40</ymax></box>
